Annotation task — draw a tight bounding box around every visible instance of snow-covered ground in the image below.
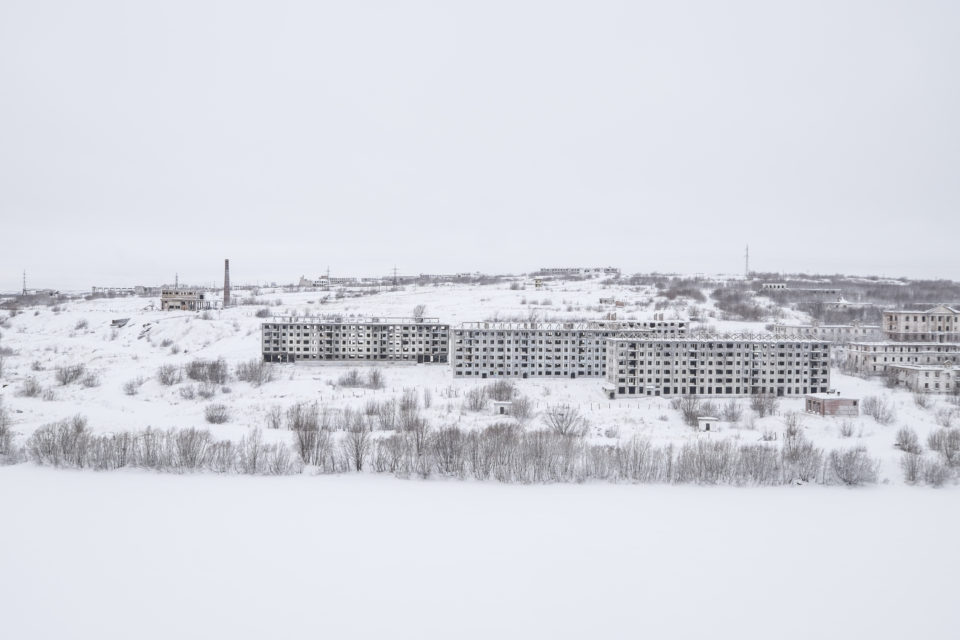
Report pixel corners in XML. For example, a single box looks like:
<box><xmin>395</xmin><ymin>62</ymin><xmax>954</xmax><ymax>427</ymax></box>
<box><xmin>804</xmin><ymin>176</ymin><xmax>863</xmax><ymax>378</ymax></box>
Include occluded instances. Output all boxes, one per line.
<box><xmin>1</xmin><ymin>279</ymin><xmax>958</xmax><ymax>638</ymax></box>
<box><xmin>0</xmin><ymin>280</ymin><xmax>953</xmax><ymax>485</ymax></box>
<box><xmin>1</xmin><ymin>466</ymin><xmax>957</xmax><ymax>640</ymax></box>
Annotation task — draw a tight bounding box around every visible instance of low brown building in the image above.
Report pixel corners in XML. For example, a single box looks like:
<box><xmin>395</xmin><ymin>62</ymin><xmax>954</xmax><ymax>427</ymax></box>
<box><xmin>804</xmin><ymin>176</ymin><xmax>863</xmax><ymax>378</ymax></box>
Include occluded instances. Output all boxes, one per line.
<box><xmin>805</xmin><ymin>394</ymin><xmax>859</xmax><ymax>417</ymax></box>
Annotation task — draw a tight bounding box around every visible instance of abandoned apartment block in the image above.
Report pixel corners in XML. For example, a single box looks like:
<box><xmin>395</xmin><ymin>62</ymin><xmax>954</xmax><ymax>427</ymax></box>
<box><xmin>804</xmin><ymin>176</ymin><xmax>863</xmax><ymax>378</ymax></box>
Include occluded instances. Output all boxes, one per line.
<box><xmin>882</xmin><ymin>305</ymin><xmax>960</xmax><ymax>343</ymax></box>
<box><xmin>261</xmin><ymin>317</ymin><xmax>450</xmax><ymax>363</ymax></box>
<box><xmin>603</xmin><ymin>337</ymin><xmax>831</xmax><ymax>399</ymax></box>
<box><xmin>450</xmin><ymin>320</ymin><xmax>684</xmax><ymax>379</ymax></box>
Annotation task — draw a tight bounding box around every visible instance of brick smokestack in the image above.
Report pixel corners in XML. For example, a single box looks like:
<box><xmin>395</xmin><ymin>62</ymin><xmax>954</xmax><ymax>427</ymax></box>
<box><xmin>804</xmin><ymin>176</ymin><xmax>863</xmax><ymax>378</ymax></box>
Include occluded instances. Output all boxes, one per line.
<box><xmin>223</xmin><ymin>259</ymin><xmax>231</xmax><ymax>308</ymax></box>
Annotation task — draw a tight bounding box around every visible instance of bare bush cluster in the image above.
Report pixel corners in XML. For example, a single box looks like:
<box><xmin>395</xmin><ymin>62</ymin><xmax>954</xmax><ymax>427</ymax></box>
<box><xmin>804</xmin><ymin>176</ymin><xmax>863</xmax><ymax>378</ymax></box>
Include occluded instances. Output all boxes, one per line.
<box><xmin>862</xmin><ymin>396</ymin><xmax>896</xmax><ymax>425</ymax></box>
<box><xmin>17</xmin><ymin>376</ymin><xmax>43</xmax><ymax>398</ymax></box>
<box><xmin>235</xmin><ymin>359</ymin><xmax>275</xmax><ymax>387</ymax></box>
<box><xmin>55</xmin><ymin>363</ymin><xmax>86</xmax><ymax>386</ymax></box>
<box><xmin>336</xmin><ymin>368</ymin><xmax>385</xmax><ymax>389</ymax></box>
<box><xmin>157</xmin><ymin>364</ymin><xmax>183</xmax><ymax>386</ymax></box>
<box><xmin>185</xmin><ymin>358</ymin><xmax>229</xmax><ymax>384</ymax></box>
<box><xmin>670</xmin><ymin>397</ymin><xmax>719</xmax><ymax>428</ymax></box>
<box><xmin>749</xmin><ymin>395</ymin><xmax>779</xmax><ymax>417</ymax></box>
<box><xmin>204</xmin><ymin>403</ymin><xmax>230</xmax><ymax>424</ymax></box>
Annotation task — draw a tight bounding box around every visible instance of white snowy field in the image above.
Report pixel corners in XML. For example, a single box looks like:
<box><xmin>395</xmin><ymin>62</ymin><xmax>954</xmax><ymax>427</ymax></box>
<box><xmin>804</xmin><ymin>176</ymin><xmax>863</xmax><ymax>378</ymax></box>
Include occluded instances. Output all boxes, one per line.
<box><xmin>1</xmin><ymin>465</ymin><xmax>957</xmax><ymax>640</ymax></box>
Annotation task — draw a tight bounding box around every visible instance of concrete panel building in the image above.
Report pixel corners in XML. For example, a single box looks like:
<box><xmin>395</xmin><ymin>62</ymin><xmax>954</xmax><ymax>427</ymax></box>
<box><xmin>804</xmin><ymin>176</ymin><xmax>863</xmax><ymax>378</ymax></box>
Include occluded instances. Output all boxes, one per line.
<box><xmin>451</xmin><ymin>320</ymin><xmax>662</xmax><ymax>378</ymax></box>
<box><xmin>771</xmin><ymin>321</ymin><xmax>882</xmax><ymax>343</ymax></box>
<box><xmin>160</xmin><ymin>289</ymin><xmax>211</xmax><ymax>311</ymax></box>
<box><xmin>262</xmin><ymin>317</ymin><xmax>450</xmax><ymax>363</ymax></box>
<box><xmin>886</xmin><ymin>364</ymin><xmax>959</xmax><ymax>394</ymax></box>
<box><xmin>842</xmin><ymin>342</ymin><xmax>960</xmax><ymax>376</ymax></box>
<box><xmin>604</xmin><ymin>337</ymin><xmax>831</xmax><ymax>398</ymax></box>
<box><xmin>538</xmin><ymin>267</ymin><xmax>620</xmax><ymax>278</ymax></box>
<box><xmin>882</xmin><ymin>305</ymin><xmax>960</xmax><ymax>343</ymax></box>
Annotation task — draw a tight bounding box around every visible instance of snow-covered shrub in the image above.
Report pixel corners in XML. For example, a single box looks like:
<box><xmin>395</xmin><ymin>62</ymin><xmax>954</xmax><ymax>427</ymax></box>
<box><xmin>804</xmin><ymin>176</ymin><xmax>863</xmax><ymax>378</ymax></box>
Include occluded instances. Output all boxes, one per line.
<box><xmin>399</xmin><ymin>388</ymin><xmax>419</xmax><ymax>412</ymax></box>
<box><xmin>838</xmin><ymin>420</ymin><xmax>855</xmax><ymax>438</ymax></box>
<box><xmin>721</xmin><ymin>400</ymin><xmax>743</xmax><ymax>424</ymax></box>
<box><xmin>336</xmin><ymin>369</ymin><xmax>363</xmax><ymax>387</ymax></box>
<box><xmin>80</xmin><ymin>372</ymin><xmax>101</xmax><ymax>388</ymax></box>
<box><xmin>0</xmin><ymin>399</ymin><xmax>14</xmax><ymax>459</ymax></box>
<box><xmin>178</xmin><ymin>384</ymin><xmax>196</xmax><ymax>400</ymax></box>
<box><xmin>55</xmin><ymin>363</ymin><xmax>86</xmax><ymax>385</ymax></box>
<box><xmin>781</xmin><ymin>433</ymin><xmax>823</xmax><ymax>483</ymax></box>
<box><xmin>465</xmin><ymin>386</ymin><xmax>487</xmax><ymax>412</ymax></box>
<box><xmin>197</xmin><ymin>382</ymin><xmax>216</xmax><ymax>399</ymax></box>
<box><xmin>157</xmin><ymin>364</ymin><xmax>182</xmax><ymax>386</ymax></box>
<box><xmin>913</xmin><ymin>392</ymin><xmax>932</xmax><ymax>409</ymax></box>
<box><xmin>923</xmin><ymin>460</ymin><xmax>950</xmax><ymax>487</ymax></box>
<box><xmin>750</xmin><ymin>395</ymin><xmax>779</xmax><ymax>417</ymax></box>
<box><xmin>783</xmin><ymin>412</ymin><xmax>803</xmax><ymax>437</ymax></box>
<box><xmin>286</xmin><ymin>401</ymin><xmax>320</xmax><ymax>432</ymax></box>
<box><xmin>900</xmin><ymin>452</ymin><xmax>923</xmax><ymax>484</ymax></box>
<box><xmin>255</xmin><ymin>307</ymin><xmax>271</xmax><ymax>318</ymax></box>
<box><xmin>670</xmin><ymin>397</ymin><xmax>717</xmax><ymax>428</ymax></box>
<box><xmin>486</xmin><ymin>379</ymin><xmax>516</xmax><ymax>402</ymax></box>
<box><xmin>827</xmin><ymin>447</ymin><xmax>879</xmax><ymax>486</ymax></box>
<box><xmin>935</xmin><ymin>407</ymin><xmax>958</xmax><ymax>428</ymax></box>
<box><xmin>367</xmin><ymin>368</ymin><xmax>384</xmax><ymax>389</ymax></box>
<box><xmin>927</xmin><ymin>428</ymin><xmax>960</xmax><ymax>466</ymax></box>
<box><xmin>122</xmin><ymin>377</ymin><xmax>145</xmax><ymax>396</ymax></box>
<box><xmin>895</xmin><ymin>427</ymin><xmax>922</xmax><ymax>454</ymax></box>
<box><xmin>73</xmin><ymin>319</ymin><xmax>89</xmax><ymax>331</ymax></box>
<box><xmin>264</xmin><ymin>405</ymin><xmax>282</xmax><ymax>430</ymax></box>
<box><xmin>512</xmin><ymin>395</ymin><xmax>534</xmax><ymax>423</ymax></box>
<box><xmin>185</xmin><ymin>358</ymin><xmax>228</xmax><ymax>384</ymax></box>
<box><xmin>26</xmin><ymin>415</ymin><xmax>91</xmax><ymax>467</ymax></box>
<box><xmin>204</xmin><ymin>403</ymin><xmax>230</xmax><ymax>424</ymax></box>
<box><xmin>235</xmin><ymin>359</ymin><xmax>274</xmax><ymax>386</ymax></box>
<box><xmin>862</xmin><ymin>396</ymin><xmax>896</xmax><ymax>425</ymax></box>
<box><xmin>17</xmin><ymin>376</ymin><xmax>43</xmax><ymax>398</ymax></box>
<box><xmin>159</xmin><ymin>338</ymin><xmax>173</xmax><ymax>348</ymax></box>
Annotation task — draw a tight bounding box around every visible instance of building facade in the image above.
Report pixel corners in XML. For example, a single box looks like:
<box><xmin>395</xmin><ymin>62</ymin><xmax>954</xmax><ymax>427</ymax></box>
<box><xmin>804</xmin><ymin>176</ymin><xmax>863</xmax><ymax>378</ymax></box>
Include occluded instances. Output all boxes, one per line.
<box><xmin>771</xmin><ymin>321</ymin><xmax>882</xmax><ymax>343</ymax></box>
<box><xmin>538</xmin><ymin>267</ymin><xmax>620</xmax><ymax>278</ymax></box>
<box><xmin>882</xmin><ymin>306</ymin><xmax>960</xmax><ymax>342</ymax></box>
<box><xmin>160</xmin><ymin>289</ymin><xmax>211</xmax><ymax>311</ymax></box>
<box><xmin>805</xmin><ymin>394</ymin><xmax>859</xmax><ymax>417</ymax></box>
<box><xmin>451</xmin><ymin>320</ymin><xmax>660</xmax><ymax>378</ymax></box>
<box><xmin>886</xmin><ymin>364</ymin><xmax>959</xmax><ymax>394</ymax></box>
<box><xmin>604</xmin><ymin>337</ymin><xmax>831</xmax><ymax>398</ymax></box>
<box><xmin>261</xmin><ymin>317</ymin><xmax>450</xmax><ymax>363</ymax></box>
<box><xmin>842</xmin><ymin>342</ymin><xmax>960</xmax><ymax>376</ymax></box>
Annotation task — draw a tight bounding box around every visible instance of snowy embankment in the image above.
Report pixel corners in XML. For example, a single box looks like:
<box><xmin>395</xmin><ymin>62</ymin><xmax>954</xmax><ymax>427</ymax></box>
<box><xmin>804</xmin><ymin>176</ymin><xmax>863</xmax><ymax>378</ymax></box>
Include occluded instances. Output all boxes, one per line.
<box><xmin>0</xmin><ymin>466</ymin><xmax>957</xmax><ymax>640</ymax></box>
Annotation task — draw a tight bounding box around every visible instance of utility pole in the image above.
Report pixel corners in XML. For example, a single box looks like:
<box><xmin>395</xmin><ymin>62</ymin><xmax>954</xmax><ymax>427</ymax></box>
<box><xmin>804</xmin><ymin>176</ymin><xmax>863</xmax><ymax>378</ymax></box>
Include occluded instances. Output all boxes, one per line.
<box><xmin>744</xmin><ymin>245</ymin><xmax>750</xmax><ymax>278</ymax></box>
<box><xmin>392</xmin><ymin>265</ymin><xmax>398</xmax><ymax>287</ymax></box>
<box><xmin>22</xmin><ymin>270</ymin><xmax>26</xmax><ymax>295</ymax></box>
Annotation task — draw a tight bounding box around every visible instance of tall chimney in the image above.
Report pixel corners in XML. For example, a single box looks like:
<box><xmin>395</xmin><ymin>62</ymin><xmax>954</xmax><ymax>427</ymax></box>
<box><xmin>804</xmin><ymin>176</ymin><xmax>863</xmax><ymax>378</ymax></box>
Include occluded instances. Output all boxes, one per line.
<box><xmin>223</xmin><ymin>259</ymin><xmax>231</xmax><ymax>307</ymax></box>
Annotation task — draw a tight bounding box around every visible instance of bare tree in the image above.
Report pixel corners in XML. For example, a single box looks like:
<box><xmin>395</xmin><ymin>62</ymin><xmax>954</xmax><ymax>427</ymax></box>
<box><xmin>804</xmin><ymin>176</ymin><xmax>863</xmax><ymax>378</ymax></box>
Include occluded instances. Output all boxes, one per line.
<box><xmin>750</xmin><ymin>394</ymin><xmax>779</xmax><ymax>418</ymax></box>
<box><xmin>412</xmin><ymin>304</ymin><xmax>427</xmax><ymax>320</ymax></box>
<box><xmin>542</xmin><ymin>404</ymin><xmax>587</xmax><ymax>437</ymax></box>
<box><xmin>343</xmin><ymin>420</ymin><xmax>371</xmax><ymax>471</ymax></box>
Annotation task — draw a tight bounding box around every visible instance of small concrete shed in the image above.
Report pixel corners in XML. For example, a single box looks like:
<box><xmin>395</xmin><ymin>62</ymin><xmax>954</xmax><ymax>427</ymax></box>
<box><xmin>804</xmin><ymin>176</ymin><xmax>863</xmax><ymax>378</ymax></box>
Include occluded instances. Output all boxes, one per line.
<box><xmin>697</xmin><ymin>416</ymin><xmax>720</xmax><ymax>432</ymax></box>
<box><xmin>805</xmin><ymin>394</ymin><xmax>859</xmax><ymax>417</ymax></box>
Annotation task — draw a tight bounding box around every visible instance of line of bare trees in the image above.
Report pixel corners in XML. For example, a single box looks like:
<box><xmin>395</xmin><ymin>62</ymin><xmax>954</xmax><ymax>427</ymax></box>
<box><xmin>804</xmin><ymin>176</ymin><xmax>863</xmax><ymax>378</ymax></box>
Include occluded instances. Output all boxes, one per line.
<box><xmin>2</xmin><ymin>410</ymin><xmax>889</xmax><ymax>486</ymax></box>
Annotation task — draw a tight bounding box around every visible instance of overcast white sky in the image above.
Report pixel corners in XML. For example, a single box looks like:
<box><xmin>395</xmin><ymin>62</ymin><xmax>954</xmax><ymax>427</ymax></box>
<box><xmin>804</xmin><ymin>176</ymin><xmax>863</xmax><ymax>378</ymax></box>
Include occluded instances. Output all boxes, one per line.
<box><xmin>1</xmin><ymin>0</ymin><xmax>958</xmax><ymax>290</ymax></box>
